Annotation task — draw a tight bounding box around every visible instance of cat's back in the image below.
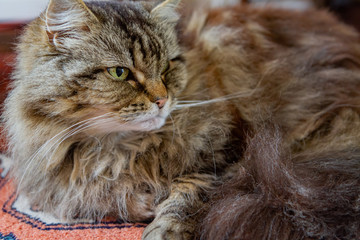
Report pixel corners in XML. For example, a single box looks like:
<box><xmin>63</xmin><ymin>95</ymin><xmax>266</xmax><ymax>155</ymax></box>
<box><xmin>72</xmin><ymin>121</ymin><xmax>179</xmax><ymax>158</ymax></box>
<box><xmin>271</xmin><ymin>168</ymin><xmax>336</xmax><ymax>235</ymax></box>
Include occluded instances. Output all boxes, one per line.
<box><xmin>181</xmin><ymin>3</ymin><xmax>360</xmax><ymax>140</ymax></box>
<box><xmin>184</xmin><ymin>4</ymin><xmax>359</xmax><ymax>49</ymax></box>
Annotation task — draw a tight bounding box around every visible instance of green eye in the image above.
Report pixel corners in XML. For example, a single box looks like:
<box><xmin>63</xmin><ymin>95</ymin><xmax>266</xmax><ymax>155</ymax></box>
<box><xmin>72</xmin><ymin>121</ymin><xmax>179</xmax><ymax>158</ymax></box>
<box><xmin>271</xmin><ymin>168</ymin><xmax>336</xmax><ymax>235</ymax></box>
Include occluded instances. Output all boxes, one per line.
<box><xmin>107</xmin><ymin>67</ymin><xmax>129</xmax><ymax>80</ymax></box>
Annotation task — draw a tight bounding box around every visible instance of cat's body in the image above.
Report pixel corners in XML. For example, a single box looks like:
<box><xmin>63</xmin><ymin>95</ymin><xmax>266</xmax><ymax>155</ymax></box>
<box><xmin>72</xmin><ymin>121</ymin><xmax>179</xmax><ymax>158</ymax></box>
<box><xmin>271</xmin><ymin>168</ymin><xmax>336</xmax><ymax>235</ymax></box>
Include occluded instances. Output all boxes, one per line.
<box><xmin>3</xmin><ymin>0</ymin><xmax>360</xmax><ymax>239</ymax></box>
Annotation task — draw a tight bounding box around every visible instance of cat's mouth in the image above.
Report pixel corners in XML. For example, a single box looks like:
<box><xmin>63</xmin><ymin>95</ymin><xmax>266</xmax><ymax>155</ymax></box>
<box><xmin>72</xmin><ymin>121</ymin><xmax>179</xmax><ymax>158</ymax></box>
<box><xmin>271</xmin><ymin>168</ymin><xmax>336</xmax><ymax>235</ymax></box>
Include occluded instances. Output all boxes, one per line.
<box><xmin>114</xmin><ymin>111</ymin><xmax>168</xmax><ymax>132</ymax></box>
<box><xmin>83</xmin><ymin>100</ymin><xmax>172</xmax><ymax>134</ymax></box>
<box><xmin>83</xmin><ymin>113</ymin><xmax>168</xmax><ymax>135</ymax></box>
<box><xmin>129</xmin><ymin>101</ymin><xmax>172</xmax><ymax>131</ymax></box>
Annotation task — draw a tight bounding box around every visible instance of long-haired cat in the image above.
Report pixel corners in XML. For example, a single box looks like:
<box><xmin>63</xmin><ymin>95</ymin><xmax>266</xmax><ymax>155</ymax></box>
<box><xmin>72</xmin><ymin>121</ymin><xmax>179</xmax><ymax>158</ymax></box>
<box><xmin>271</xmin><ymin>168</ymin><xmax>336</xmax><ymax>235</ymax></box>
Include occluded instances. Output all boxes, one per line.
<box><xmin>3</xmin><ymin>0</ymin><xmax>360</xmax><ymax>239</ymax></box>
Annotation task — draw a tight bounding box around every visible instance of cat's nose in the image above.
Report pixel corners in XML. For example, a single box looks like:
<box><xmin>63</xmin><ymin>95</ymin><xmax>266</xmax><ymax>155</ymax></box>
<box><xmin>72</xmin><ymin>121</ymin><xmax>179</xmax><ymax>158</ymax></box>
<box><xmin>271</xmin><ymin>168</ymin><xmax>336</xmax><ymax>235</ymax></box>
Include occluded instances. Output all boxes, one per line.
<box><xmin>155</xmin><ymin>97</ymin><xmax>168</xmax><ymax>109</ymax></box>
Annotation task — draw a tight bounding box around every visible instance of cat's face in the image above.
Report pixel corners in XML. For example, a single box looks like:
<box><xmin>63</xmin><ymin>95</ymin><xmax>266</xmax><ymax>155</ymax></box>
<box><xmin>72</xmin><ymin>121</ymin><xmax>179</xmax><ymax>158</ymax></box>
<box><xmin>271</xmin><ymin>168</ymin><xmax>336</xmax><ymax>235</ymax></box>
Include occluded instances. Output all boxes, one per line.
<box><xmin>20</xmin><ymin>0</ymin><xmax>186</xmax><ymax>133</ymax></box>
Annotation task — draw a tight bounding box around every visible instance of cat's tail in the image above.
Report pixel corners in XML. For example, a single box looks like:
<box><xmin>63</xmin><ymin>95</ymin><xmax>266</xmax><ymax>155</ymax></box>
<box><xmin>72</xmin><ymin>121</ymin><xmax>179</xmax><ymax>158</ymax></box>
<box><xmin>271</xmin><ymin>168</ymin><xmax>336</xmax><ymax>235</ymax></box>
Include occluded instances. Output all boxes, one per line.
<box><xmin>200</xmin><ymin>125</ymin><xmax>360</xmax><ymax>240</ymax></box>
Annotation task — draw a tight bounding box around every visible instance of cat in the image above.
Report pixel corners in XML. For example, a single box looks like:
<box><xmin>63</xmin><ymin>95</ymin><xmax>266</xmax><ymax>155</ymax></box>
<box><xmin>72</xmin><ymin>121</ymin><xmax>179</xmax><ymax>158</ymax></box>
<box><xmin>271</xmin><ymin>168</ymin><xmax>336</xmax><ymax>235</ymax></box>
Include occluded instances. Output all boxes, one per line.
<box><xmin>3</xmin><ymin>0</ymin><xmax>360</xmax><ymax>239</ymax></box>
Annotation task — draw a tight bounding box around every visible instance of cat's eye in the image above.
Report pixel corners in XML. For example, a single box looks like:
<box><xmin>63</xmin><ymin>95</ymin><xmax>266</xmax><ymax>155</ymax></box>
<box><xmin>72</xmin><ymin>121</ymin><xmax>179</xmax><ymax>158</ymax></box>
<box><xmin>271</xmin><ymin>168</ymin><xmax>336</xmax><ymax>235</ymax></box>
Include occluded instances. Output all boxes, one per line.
<box><xmin>162</xmin><ymin>62</ymin><xmax>170</xmax><ymax>74</ymax></box>
<box><xmin>107</xmin><ymin>67</ymin><xmax>129</xmax><ymax>81</ymax></box>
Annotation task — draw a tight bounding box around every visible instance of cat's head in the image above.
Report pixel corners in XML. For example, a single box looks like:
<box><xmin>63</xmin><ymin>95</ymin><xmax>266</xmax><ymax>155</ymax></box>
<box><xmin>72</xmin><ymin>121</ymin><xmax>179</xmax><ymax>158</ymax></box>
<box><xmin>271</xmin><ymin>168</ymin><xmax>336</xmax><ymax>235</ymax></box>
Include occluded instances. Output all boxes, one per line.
<box><xmin>14</xmin><ymin>0</ymin><xmax>186</xmax><ymax>133</ymax></box>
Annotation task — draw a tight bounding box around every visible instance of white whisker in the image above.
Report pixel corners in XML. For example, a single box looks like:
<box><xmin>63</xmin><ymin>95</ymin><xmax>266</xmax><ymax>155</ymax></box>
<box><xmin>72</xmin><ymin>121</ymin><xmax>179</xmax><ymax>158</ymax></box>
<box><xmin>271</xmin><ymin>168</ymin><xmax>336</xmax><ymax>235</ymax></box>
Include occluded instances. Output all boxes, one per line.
<box><xmin>168</xmin><ymin>113</ymin><xmax>176</xmax><ymax>145</ymax></box>
<box><xmin>46</xmin><ymin>117</ymin><xmax>117</xmax><ymax>169</ymax></box>
<box><xmin>31</xmin><ymin>113</ymin><xmax>113</xmax><ymax>165</ymax></box>
<box><xmin>174</xmin><ymin>91</ymin><xmax>253</xmax><ymax>110</ymax></box>
<box><xmin>17</xmin><ymin>113</ymin><xmax>115</xmax><ymax>193</ymax></box>
<box><xmin>177</xmin><ymin>100</ymin><xmax>203</xmax><ymax>103</ymax></box>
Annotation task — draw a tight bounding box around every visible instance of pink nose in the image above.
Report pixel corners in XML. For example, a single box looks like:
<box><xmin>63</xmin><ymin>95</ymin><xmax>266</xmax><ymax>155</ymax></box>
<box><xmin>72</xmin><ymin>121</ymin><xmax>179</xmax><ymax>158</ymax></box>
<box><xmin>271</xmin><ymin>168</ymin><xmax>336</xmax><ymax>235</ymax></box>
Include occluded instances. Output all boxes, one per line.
<box><xmin>156</xmin><ymin>97</ymin><xmax>168</xmax><ymax>109</ymax></box>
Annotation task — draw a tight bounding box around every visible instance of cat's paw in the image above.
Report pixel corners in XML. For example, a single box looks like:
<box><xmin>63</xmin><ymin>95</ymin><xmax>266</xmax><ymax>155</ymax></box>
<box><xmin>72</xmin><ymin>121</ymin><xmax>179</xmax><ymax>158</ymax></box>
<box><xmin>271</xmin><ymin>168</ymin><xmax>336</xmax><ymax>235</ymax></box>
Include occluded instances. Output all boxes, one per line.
<box><xmin>142</xmin><ymin>216</ymin><xmax>194</xmax><ymax>240</ymax></box>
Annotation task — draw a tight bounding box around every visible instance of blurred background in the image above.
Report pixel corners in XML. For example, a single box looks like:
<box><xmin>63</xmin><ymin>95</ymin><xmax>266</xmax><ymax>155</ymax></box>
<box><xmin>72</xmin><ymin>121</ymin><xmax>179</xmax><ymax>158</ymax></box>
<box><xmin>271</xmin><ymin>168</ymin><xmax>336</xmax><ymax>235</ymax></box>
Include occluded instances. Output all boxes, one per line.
<box><xmin>0</xmin><ymin>0</ymin><xmax>360</xmax><ymax>106</ymax></box>
<box><xmin>1</xmin><ymin>0</ymin><xmax>48</xmax><ymax>22</ymax></box>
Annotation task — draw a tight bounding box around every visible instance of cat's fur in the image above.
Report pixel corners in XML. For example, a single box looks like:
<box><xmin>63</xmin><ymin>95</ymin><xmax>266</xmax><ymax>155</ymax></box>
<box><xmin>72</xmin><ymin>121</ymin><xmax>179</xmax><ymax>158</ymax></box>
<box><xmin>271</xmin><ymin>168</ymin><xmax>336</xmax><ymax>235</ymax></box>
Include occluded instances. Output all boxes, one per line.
<box><xmin>3</xmin><ymin>0</ymin><xmax>360</xmax><ymax>239</ymax></box>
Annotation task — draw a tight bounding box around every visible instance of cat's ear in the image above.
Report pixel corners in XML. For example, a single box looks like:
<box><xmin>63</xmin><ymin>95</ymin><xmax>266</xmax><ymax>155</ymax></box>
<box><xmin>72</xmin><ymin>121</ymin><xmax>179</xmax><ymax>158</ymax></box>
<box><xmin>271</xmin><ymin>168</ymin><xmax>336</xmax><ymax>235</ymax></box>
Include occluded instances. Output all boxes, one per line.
<box><xmin>150</xmin><ymin>0</ymin><xmax>181</xmax><ymax>24</ymax></box>
<box><xmin>45</xmin><ymin>0</ymin><xmax>98</xmax><ymax>48</ymax></box>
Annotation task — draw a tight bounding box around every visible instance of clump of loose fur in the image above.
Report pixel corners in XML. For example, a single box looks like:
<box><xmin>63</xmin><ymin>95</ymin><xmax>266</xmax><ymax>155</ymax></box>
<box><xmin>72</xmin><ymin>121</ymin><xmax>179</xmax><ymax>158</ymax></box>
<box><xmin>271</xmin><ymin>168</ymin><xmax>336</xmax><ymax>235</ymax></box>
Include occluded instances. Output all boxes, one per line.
<box><xmin>2</xmin><ymin>0</ymin><xmax>360</xmax><ymax>239</ymax></box>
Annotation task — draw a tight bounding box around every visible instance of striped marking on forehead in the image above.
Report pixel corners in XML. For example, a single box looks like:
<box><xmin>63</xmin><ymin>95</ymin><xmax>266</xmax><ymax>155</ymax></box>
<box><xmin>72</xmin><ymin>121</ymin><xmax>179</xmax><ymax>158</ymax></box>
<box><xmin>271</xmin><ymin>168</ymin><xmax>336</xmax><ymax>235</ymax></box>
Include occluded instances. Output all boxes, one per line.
<box><xmin>109</xmin><ymin>4</ymin><xmax>166</xmax><ymax>64</ymax></box>
<box><xmin>131</xmin><ymin>30</ymin><xmax>164</xmax><ymax>63</ymax></box>
<box><xmin>88</xmin><ymin>1</ymin><xmax>168</xmax><ymax>73</ymax></box>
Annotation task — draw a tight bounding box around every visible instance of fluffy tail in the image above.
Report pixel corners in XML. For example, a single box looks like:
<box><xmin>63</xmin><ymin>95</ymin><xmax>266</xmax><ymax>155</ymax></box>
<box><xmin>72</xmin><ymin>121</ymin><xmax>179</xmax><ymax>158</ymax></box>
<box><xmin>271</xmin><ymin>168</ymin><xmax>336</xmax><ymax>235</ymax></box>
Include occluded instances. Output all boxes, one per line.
<box><xmin>200</xmin><ymin>126</ymin><xmax>360</xmax><ymax>240</ymax></box>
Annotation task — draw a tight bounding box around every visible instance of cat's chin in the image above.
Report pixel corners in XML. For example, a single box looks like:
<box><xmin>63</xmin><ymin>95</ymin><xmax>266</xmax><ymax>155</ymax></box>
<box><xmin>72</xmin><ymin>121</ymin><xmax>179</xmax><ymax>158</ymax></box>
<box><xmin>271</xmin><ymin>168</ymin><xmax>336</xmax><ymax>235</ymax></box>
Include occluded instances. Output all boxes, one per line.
<box><xmin>135</xmin><ymin>116</ymin><xmax>167</xmax><ymax>131</ymax></box>
<box><xmin>113</xmin><ymin>116</ymin><xmax>166</xmax><ymax>133</ymax></box>
<box><xmin>125</xmin><ymin>104</ymin><xmax>171</xmax><ymax>132</ymax></box>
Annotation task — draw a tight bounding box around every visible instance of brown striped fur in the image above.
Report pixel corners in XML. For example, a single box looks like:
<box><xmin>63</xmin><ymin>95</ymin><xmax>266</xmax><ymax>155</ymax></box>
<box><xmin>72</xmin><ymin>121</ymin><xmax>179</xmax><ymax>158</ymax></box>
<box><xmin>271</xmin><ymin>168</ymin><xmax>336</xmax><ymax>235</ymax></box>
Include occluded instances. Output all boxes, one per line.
<box><xmin>2</xmin><ymin>0</ymin><xmax>360</xmax><ymax>239</ymax></box>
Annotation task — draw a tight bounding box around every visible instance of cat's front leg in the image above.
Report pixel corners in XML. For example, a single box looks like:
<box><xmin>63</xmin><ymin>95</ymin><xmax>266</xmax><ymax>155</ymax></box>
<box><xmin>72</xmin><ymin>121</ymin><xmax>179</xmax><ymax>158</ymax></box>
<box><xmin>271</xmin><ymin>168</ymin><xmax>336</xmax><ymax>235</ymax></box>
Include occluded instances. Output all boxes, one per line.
<box><xmin>142</xmin><ymin>174</ymin><xmax>215</xmax><ymax>240</ymax></box>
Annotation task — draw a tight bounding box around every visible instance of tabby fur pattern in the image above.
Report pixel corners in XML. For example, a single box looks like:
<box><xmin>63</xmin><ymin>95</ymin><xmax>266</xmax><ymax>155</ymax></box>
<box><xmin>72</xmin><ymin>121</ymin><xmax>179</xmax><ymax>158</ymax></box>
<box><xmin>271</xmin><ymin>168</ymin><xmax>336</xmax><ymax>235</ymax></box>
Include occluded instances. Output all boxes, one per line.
<box><xmin>3</xmin><ymin>0</ymin><xmax>360</xmax><ymax>239</ymax></box>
